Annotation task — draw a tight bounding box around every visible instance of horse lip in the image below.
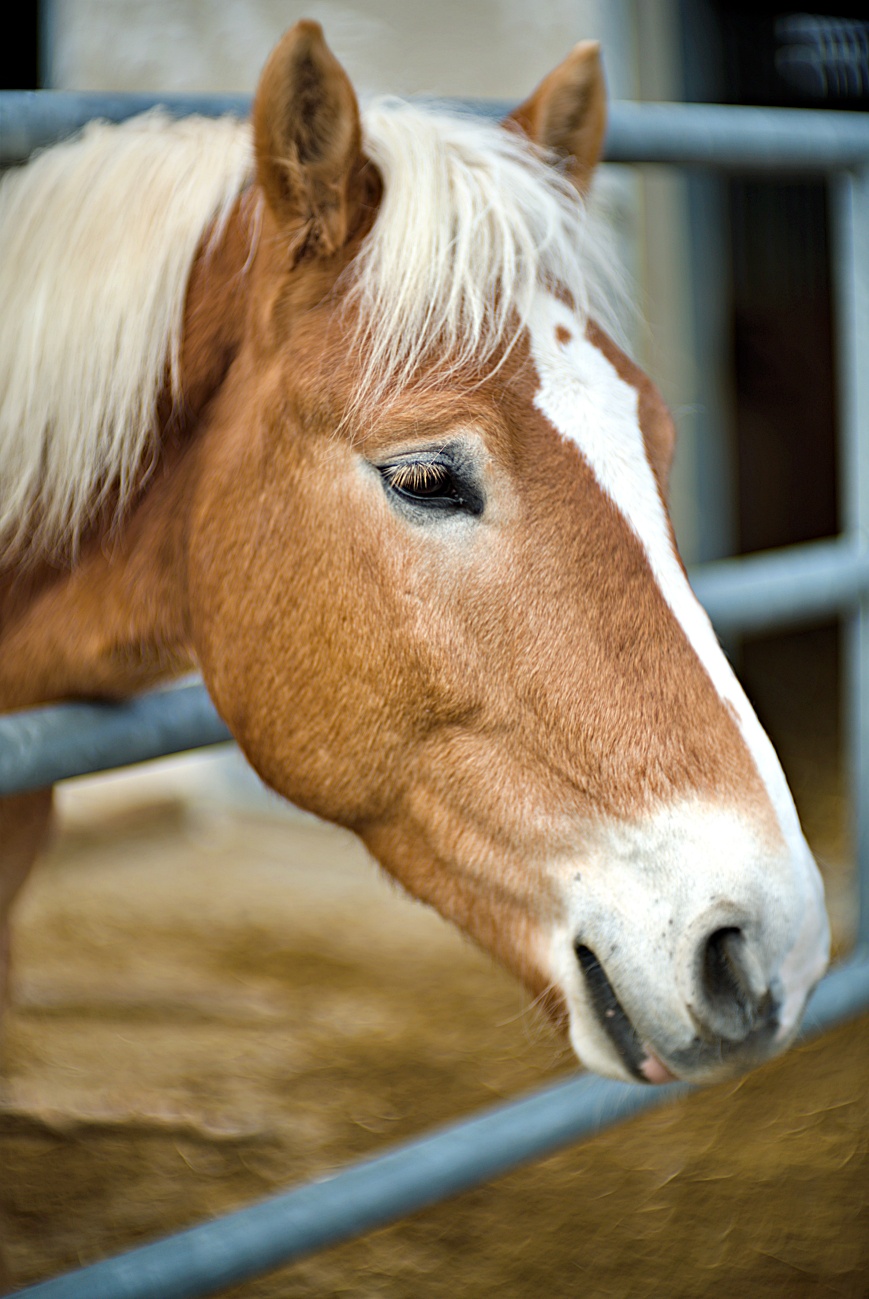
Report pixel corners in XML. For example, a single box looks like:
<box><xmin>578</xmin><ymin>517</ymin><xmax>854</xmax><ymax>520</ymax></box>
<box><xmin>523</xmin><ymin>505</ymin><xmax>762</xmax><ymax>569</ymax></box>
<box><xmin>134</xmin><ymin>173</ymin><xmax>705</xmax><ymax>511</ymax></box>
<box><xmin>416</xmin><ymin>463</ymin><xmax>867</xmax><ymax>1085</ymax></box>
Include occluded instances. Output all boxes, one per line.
<box><xmin>574</xmin><ymin>942</ymin><xmax>664</xmax><ymax>1084</ymax></box>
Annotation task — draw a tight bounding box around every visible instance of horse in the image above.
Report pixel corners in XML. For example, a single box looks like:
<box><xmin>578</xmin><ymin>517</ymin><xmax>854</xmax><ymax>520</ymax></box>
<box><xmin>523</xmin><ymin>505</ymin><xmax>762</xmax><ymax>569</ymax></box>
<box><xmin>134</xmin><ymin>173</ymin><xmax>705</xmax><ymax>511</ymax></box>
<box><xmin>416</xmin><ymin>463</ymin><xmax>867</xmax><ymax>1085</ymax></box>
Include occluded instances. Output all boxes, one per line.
<box><xmin>0</xmin><ymin>21</ymin><xmax>829</xmax><ymax>1089</ymax></box>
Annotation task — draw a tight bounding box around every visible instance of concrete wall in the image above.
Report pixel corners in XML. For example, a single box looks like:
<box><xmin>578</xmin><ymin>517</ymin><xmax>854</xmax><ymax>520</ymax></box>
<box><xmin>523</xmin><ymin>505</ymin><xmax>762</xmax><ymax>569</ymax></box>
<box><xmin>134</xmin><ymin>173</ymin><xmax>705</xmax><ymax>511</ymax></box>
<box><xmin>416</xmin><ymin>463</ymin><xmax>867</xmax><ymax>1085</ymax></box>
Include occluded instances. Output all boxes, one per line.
<box><xmin>43</xmin><ymin>0</ymin><xmax>604</xmax><ymax>99</ymax></box>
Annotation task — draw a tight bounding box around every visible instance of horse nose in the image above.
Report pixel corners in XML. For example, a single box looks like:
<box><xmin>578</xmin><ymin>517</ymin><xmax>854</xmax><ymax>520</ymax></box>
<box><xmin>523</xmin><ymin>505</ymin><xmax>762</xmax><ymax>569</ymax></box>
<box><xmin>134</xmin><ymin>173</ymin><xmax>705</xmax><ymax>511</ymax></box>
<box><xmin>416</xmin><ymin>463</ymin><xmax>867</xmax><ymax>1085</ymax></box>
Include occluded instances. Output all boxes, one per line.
<box><xmin>693</xmin><ymin>926</ymin><xmax>775</xmax><ymax>1043</ymax></box>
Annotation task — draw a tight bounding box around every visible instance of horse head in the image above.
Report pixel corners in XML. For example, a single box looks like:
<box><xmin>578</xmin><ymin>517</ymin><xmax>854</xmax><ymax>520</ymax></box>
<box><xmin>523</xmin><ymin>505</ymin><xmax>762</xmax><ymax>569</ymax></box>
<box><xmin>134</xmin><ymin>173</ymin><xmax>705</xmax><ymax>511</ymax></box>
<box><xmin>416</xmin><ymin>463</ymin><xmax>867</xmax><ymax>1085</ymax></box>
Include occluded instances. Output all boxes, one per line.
<box><xmin>184</xmin><ymin>23</ymin><xmax>829</xmax><ymax>1084</ymax></box>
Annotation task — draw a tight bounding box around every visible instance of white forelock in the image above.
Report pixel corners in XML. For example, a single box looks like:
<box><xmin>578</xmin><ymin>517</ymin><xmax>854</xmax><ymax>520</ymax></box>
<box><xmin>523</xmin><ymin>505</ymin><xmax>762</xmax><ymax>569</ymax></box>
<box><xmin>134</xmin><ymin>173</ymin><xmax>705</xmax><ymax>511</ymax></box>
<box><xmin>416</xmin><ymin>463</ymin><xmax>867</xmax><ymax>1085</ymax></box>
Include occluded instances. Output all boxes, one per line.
<box><xmin>349</xmin><ymin>101</ymin><xmax>625</xmax><ymax>413</ymax></box>
<box><xmin>0</xmin><ymin>100</ymin><xmax>624</xmax><ymax>559</ymax></box>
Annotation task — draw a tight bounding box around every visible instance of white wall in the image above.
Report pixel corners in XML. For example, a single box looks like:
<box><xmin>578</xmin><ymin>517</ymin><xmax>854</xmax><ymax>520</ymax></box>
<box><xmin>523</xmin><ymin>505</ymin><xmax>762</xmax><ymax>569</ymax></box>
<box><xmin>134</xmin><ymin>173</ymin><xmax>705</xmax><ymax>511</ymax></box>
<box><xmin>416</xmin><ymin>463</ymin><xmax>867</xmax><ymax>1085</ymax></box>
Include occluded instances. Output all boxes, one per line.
<box><xmin>44</xmin><ymin>0</ymin><xmax>605</xmax><ymax>99</ymax></box>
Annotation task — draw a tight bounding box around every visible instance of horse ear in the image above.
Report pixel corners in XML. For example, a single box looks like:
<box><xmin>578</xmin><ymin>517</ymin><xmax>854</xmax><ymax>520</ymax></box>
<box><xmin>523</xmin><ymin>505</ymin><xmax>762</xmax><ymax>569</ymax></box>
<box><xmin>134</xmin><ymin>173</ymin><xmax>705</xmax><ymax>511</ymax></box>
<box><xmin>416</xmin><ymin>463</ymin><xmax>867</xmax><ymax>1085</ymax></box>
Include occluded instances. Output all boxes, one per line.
<box><xmin>507</xmin><ymin>42</ymin><xmax>607</xmax><ymax>193</ymax></box>
<box><xmin>253</xmin><ymin>21</ymin><xmax>364</xmax><ymax>262</ymax></box>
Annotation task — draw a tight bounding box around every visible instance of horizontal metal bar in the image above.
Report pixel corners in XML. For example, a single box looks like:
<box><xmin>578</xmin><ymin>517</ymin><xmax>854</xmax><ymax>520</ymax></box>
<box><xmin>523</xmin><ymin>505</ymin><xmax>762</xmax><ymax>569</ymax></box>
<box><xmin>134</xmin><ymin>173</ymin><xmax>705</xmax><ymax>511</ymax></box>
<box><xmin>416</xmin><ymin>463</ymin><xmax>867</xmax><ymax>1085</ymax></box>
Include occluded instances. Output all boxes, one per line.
<box><xmin>16</xmin><ymin>950</ymin><xmax>869</xmax><ymax>1299</ymax></box>
<box><xmin>0</xmin><ymin>685</ymin><xmax>231</xmax><ymax>797</ymax></box>
<box><xmin>603</xmin><ymin>101</ymin><xmax>869</xmax><ymax>172</ymax></box>
<box><xmin>466</xmin><ymin>100</ymin><xmax>869</xmax><ymax>172</ymax></box>
<box><xmin>3</xmin><ymin>93</ymin><xmax>869</xmax><ymax>170</ymax></box>
<box><xmin>690</xmin><ymin>536</ymin><xmax>869</xmax><ymax>635</ymax></box>
<box><xmin>0</xmin><ymin>537</ymin><xmax>865</xmax><ymax>797</ymax></box>
<box><xmin>0</xmin><ymin>92</ymin><xmax>250</xmax><ymax>162</ymax></box>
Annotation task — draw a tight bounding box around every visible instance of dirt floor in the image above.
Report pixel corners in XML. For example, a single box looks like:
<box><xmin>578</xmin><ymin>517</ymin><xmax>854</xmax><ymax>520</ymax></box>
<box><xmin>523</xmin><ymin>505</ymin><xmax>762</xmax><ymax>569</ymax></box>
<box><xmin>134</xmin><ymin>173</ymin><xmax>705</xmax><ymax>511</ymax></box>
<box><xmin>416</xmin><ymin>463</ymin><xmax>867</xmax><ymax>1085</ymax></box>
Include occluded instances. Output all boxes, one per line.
<box><xmin>1</xmin><ymin>629</ymin><xmax>868</xmax><ymax>1297</ymax></box>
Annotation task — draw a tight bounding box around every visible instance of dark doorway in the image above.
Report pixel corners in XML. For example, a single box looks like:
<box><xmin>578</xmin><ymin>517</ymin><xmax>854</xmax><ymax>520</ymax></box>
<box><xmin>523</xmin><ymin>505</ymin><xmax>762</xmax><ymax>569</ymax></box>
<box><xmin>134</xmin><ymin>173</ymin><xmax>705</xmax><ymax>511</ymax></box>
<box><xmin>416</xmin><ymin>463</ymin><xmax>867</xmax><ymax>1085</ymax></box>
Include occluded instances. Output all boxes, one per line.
<box><xmin>1</xmin><ymin>6</ymin><xmax>41</xmax><ymax>90</ymax></box>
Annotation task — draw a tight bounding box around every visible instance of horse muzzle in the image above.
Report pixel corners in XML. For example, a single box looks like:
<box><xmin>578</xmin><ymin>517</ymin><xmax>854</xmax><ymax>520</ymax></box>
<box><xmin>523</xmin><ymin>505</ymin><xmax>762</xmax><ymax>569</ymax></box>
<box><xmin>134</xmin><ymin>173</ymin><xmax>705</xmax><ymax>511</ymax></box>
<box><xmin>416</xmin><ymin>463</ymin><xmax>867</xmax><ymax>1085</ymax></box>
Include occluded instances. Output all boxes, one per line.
<box><xmin>551</xmin><ymin>813</ymin><xmax>831</xmax><ymax>1085</ymax></box>
<box><xmin>572</xmin><ymin>928</ymin><xmax>791</xmax><ymax>1084</ymax></box>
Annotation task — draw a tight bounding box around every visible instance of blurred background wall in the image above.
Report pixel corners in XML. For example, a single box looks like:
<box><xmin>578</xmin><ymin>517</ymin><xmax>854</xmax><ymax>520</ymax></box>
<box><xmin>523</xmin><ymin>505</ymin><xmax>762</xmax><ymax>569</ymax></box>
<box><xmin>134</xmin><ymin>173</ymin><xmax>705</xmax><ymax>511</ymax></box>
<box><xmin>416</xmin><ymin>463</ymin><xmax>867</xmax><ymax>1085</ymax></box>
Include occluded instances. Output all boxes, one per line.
<box><xmin>40</xmin><ymin>0</ymin><xmax>606</xmax><ymax>99</ymax></box>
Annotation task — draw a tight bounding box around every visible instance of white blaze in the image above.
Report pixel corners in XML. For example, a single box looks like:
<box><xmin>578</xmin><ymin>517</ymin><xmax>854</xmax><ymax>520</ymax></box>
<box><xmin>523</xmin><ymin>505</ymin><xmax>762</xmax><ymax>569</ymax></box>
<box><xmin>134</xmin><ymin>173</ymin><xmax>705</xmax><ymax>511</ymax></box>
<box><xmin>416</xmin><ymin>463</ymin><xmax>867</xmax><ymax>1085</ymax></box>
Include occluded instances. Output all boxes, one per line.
<box><xmin>526</xmin><ymin>290</ymin><xmax>806</xmax><ymax>854</ymax></box>
<box><xmin>527</xmin><ymin>293</ymin><xmax>828</xmax><ymax>1066</ymax></box>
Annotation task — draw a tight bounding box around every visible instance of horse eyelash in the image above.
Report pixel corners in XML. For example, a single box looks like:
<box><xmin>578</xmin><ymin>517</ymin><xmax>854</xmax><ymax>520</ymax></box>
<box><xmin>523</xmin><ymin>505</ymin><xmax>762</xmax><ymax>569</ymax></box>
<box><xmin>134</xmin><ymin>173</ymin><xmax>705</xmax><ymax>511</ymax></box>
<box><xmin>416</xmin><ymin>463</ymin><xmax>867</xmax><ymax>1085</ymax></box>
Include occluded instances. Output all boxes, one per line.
<box><xmin>384</xmin><ymin>462</ymin><xmax>449</xmax><ymax>494</ymax></box>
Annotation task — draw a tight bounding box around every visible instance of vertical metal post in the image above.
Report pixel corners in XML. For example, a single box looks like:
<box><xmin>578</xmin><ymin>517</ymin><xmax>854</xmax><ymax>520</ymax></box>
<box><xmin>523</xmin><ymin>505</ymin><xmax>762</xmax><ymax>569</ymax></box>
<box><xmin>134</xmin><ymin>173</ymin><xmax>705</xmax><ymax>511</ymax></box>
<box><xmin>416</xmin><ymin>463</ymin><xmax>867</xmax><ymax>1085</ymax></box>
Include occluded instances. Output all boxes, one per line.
<box><xmin>680</xmin><ymin>173</ymin><xmax>738</xmax><ymax>564</ymax></box>
<box><xmin>676</xmin><ymin>0</ymin><xmax>738</xmax><ymax>566</ymax></box>
<box><xmin>831</xmin><ymin>164</ymin><xmax>869</xmax><ymax>951</ymax></box>
<box><xmin>38</xmin><ymin>0</ymin><xmax>58</xmax><ymax>87</ymax></box>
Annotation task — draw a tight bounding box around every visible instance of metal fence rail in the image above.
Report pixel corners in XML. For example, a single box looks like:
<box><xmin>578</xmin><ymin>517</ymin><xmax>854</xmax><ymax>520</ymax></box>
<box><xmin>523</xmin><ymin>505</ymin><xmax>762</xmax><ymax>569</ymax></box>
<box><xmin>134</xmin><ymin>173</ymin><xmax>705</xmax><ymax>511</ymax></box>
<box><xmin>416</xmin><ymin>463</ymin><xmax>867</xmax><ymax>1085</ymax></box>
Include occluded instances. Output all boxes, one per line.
<box><xmin>3</xmin><ymin>91</ymin><xmax>869</xmax><ymax>1298</ymax></box>
<box><xmin>4</xmin><ymin>93</ymin><xmax>869</xmax><ymax>171</ymax></box>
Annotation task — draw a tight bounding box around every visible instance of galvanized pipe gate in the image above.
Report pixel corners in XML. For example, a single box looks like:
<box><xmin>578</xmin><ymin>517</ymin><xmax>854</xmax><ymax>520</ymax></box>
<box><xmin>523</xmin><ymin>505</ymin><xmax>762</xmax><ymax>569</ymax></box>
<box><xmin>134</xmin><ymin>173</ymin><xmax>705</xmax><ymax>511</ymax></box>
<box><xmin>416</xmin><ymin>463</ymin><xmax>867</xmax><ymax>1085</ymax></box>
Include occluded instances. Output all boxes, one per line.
<box><xmin>2</xmin><ymin>92</ymin><xmax>869</xmax><ymax>1298</ymax></box>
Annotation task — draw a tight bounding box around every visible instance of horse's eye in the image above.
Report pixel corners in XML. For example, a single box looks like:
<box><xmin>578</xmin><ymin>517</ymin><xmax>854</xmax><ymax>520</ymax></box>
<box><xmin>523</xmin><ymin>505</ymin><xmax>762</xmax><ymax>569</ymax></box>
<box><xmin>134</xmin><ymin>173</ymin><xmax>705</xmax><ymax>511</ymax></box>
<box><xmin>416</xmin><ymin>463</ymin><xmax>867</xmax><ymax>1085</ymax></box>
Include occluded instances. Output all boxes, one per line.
<box><xmin>378</xmin><ymin>455</ymin><xmax>484</xmax><ymax>516</ymax></box>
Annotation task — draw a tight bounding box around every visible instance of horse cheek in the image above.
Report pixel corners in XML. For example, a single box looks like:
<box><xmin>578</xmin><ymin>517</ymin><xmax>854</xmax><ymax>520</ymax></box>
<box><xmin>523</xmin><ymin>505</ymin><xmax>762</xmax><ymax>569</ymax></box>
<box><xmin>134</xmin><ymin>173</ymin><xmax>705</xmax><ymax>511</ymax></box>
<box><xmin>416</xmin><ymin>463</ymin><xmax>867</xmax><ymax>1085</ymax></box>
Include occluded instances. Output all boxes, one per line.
<box><xmin>185</xmin><ymin>453</ymin><xmax>412</xmax><ymax>829</ymax></box>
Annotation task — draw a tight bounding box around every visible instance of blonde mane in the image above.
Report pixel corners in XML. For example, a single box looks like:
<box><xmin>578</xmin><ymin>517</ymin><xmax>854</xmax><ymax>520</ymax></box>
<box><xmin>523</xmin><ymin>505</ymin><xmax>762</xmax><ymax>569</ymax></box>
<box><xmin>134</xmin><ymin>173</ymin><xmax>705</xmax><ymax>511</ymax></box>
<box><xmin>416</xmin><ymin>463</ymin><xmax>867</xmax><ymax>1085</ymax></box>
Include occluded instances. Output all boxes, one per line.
<box><xmin>0</xmin><ymin>101</ymin><xmax>623</xmax><ymax>560</ymax></box>
<box><xmin>0</xmin><ymin>111</ymin><xmax>253</xmax><ymax>559</ymax></box>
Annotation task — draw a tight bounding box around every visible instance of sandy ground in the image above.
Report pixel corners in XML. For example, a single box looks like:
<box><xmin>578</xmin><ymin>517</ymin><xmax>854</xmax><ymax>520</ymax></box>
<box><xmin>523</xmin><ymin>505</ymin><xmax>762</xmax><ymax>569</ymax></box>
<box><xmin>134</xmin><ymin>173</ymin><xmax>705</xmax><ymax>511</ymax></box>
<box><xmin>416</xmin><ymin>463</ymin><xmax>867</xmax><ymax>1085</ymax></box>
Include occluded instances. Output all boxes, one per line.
<box><xmin>1</xmin><ymin>632</ymin><xmax>868</xmax><ymax>1296</ymax></box>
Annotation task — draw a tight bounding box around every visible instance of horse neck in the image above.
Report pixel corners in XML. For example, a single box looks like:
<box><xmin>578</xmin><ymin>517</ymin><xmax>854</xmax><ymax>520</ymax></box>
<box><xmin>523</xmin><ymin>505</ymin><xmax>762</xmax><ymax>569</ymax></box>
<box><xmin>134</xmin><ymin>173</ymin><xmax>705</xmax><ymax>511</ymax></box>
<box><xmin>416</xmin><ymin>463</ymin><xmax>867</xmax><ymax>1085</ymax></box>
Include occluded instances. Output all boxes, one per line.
<box><xmin>0</xmin><ymin>201</ymin><xmax>253</xmax><ymax>713</ymax></box>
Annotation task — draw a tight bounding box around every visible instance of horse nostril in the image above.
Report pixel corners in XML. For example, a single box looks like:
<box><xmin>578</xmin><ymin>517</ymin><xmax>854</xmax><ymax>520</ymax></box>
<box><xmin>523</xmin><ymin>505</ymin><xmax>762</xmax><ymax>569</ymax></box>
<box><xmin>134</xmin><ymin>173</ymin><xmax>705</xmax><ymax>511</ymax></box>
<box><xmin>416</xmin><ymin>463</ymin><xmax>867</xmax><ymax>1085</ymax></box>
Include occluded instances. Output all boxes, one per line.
<box><xmin>697</xmin><ymin>926</ymin><xmax>772</xmax><ymax>1043</ymax></box>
